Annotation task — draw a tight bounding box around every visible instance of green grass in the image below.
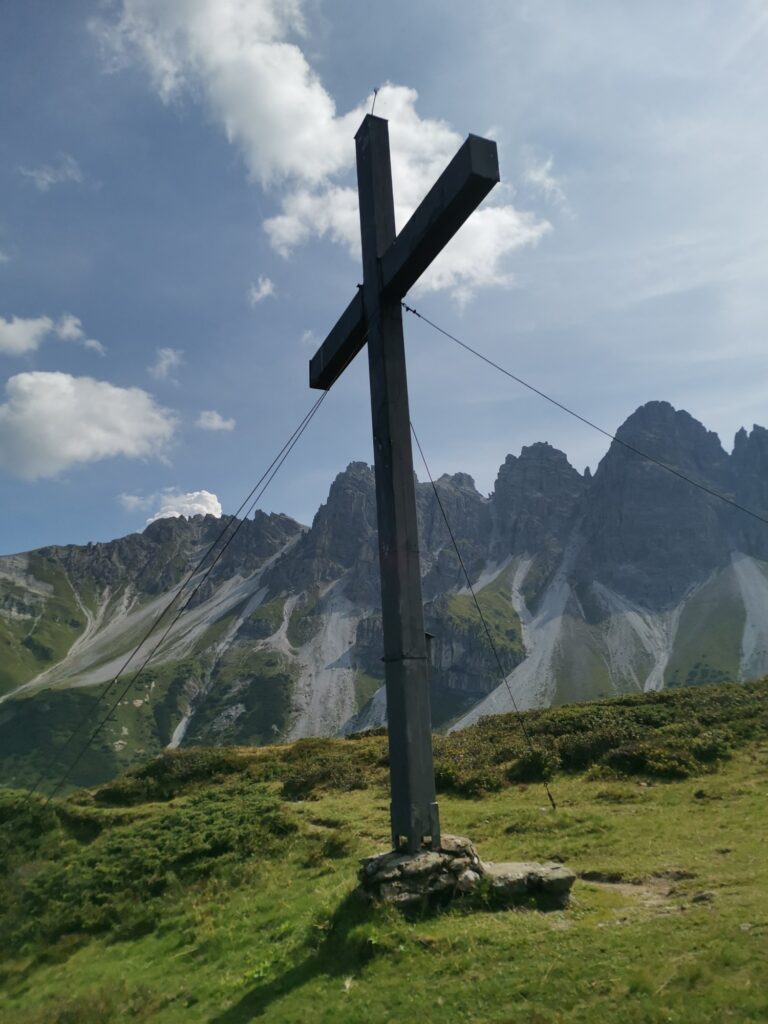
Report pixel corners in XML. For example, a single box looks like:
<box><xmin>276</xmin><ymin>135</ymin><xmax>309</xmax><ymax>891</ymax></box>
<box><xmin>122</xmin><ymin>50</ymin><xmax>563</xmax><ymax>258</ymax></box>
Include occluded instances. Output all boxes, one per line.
<box><xmin>185</xmin><ymin>649</ymin><xmax>298</xmax><ymax>747</ymax></box>
<box><xmin>353</xmin><ymin>671</ymin><xmax>382</xmax><ymax>710</ymax></box>
<box><xmin>1</xmin><ymin>685</ymin><xmax>767</xmax><ymax>1022</ymax></box>
<box><xmin>248</xmin><ymin>598</ymin><xmax>286</xmax><ymax>638</ymax></box>
<box><xmin>666</xmin><ymin>569</ymin><xmax>746</xmax><ymax>688</ymax></box>
<box><xmin>0</xmin><ymin>660</ymin><xmax>202</xmax><ymax>792</ymax></box>
<box><xmin>0</xmin><ymin>558</ymin><xmax>87</xmax><ymax>695</ymax></box>
<box><xmin>287</xmin><ymin>590</ymin><xmax>321</xmax><ymax>648</ymax></box>
<box><xmin>441</xmin><ymin>567</ymin><xmax>524</xmax><ymax>666</ymax></box>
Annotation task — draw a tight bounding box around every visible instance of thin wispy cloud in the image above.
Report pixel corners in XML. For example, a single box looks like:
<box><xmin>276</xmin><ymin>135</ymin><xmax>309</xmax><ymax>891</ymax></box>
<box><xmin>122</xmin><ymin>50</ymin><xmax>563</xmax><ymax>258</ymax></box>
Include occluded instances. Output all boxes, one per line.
<box><xmin>18</xmin><ymin>153</ymin><xmax>83</xmax><ymax>192</ymax></box>
<box><xmin>148</xmin><ymin>346</ymin><xmax>184</xmax><ymax>382</ymax></box>
<box><xmin>248</xmin><ymin>275</ymin><xmax>276</xmax><ymax>305</ymax></box>
<box><xmin>197</xmin><ymin>409</ymin><xmax>235</xmax><ymax>431</ymax></box>
<box><xmin>523</xmin><ymin>154</ymin><xmax>570</xmax><ymax>214</ymax></box>
<box><xmin>55</xmin><ymin>314</ymin><xmax>107</xmax><ymax>356</ymax></box>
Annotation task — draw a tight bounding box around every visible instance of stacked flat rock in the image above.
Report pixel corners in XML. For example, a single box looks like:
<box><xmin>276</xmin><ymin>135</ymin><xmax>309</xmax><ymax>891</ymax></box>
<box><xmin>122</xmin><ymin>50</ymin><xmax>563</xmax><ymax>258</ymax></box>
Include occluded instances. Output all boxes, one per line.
<box><xmin>359</xmin><ymin>834</ymin><xmax>575</xmax><ymax>907</ymax></box>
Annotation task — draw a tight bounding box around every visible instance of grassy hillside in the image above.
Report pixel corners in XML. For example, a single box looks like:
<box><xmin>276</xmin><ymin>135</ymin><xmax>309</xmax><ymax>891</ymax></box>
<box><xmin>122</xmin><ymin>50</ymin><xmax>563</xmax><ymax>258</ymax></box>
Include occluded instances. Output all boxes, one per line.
<box><xmin>1</xmin><ymin>681</ymin><xmax>767</xmax><ymax>1023</ymax></box>
<box><xmin>0</xmin><ymin>556</ymin><xmax>88</xmax><ymax>696</ymax></box>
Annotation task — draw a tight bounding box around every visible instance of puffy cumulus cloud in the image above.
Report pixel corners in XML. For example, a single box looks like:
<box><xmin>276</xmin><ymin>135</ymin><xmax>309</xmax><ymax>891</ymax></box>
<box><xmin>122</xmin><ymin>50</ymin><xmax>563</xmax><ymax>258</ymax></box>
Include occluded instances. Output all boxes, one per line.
<box><xmin>148</xmin><ymin>346</ymin><xmax>184</xmax><ymax>381</ymax></box>
<box><xmin>197</xmin><ymin>409</ymin><xmax>235</xmax><ymax>431</ymax></box>
<box><xmin>91</xmin><ymin>0</ymin><xmax>350</xmax><ymax>186</ymax></box>
<box><xmin>0</xmin><ymin>316</ymin><xmax>54</xmax><ymax>356</ymax></box>
<box><xmin>412</xmin><ymin>206</ymin><xmax>552</xmax><ymax>307</ymax></box>
<box><xmin>18</xmin><ymin>153</ymin><xmax>83</xmax><ymax>192</ymax></box>
<box><xmin>247</xmin><ymin>275</ymin><xmax>275</xmax><ymax>305</ymax></box>
<box><xmin>119</xmin><ymin>488</ymin><xmax>223</xmax><ymax>522</ymax></box>
<box><xmin>93</xmin><ymin>3</ymin><xmax>550</xmax><ymax>303</ymax></box>
<box><xmin>0</xmin><ymin>372</ymin><xmax>177</xmax><ymax>479</ymax></box>
<box><xmin>0</xmin><ymin>313</ymin><xmax>106</xmax><ymax>356</ymax></box>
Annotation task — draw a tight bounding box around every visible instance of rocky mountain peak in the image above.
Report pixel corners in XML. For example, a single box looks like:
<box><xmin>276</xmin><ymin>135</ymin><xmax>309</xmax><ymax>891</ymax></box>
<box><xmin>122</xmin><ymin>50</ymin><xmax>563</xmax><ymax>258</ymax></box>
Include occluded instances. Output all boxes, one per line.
<box><xmin>435</xmin><ymin>471</ymin><xmax>478</xmax><ymax>493</ymax></box>
<box><xmin>581</xmin><ymin>403</ymin><xmax>735</xmax><ymax>606</ymax></box>
<box><xmin>613</xmin><ymin>401</ymin><xmax>730</xmax><ymax>479</ymax></box>
<box><xmin>732</xmin><ymin>424</ymin><xmax>768</xmax><ymax>468</ymax></box>
<box><xmin>730</xmin><ymin>424</ymin><xmax>768</xmax><ymax>558</ymax></box>
<box><xmin>310</xmin><ymin>462</ymin><xmax>376</xmax><ymax>541</ymax></box>
<box><xmin>491</xmin><ymin>442</ymin><xmax>585</xmax><ymax>558</ymax></box>
<box><xmin>267</xmin><ymin>461</ymin><xmax>379</xmax><ymax>603</ymax></box>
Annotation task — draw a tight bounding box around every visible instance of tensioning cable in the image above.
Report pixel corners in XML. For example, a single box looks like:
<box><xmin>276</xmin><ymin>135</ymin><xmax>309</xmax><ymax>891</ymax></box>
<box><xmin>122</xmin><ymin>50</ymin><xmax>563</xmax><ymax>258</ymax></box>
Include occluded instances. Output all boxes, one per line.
<box><xmin>402</xmin><ymin>302</ymin><xmax>768</xmax><ymax>529</ymax></box>
<box><xmin>37</xmin><ymin>390</ymin><xmax>329</xmax><ymax>805</ymax></box>
<box><xmin>410</xmin><ymin>419</ymin><xmax>558</xmax><ymax>812</ymax></box>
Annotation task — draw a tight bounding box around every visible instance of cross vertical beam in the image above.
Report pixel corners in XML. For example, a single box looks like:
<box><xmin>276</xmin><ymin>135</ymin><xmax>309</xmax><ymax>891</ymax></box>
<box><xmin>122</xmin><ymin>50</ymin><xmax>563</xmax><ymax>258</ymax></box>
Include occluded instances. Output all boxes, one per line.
<box><xmin>309</xmin><ymin>113</ymin><xmax>499</xmax><ymax>854</ymax></box>
<box><xmin>356</xmin><ymin>116</ymin><xmax>440</xmax><ymax>853</ymax></box>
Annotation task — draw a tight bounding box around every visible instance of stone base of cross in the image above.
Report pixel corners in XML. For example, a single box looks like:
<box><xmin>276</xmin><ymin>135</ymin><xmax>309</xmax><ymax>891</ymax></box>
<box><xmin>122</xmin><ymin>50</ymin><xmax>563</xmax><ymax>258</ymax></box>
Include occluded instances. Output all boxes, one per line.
<box><xmin>310</xmin><ymin>115</ymin><xmax>499</xmax><ymax>853</ymax></box>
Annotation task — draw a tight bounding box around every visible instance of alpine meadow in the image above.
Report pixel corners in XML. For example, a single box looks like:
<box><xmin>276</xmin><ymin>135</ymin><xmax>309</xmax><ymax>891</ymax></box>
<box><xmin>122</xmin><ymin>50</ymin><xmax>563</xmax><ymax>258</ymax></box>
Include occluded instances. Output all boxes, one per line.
<box><xmin>2</xmin><ymin>2</ymin><xmax>768</xmax><ymax>1022</ymax></box>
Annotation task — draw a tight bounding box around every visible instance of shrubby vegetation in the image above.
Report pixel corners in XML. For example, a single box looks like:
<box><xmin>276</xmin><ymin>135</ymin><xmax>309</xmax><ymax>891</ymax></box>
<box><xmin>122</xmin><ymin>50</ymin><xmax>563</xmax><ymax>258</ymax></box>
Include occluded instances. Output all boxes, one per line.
<box><xmin>0</xmin><ymin>779</ymin><xmax>295</xmax><ymax>956</ymax></box>
<box><xmin>61</xmin><ymin>679</ymin><xmax>768</xmax><ymax>809</ymax></box>
<box><xmin>1</xmin><ymin>679</ymin><xmax>766</xmax><ymax>1022</ymax></box>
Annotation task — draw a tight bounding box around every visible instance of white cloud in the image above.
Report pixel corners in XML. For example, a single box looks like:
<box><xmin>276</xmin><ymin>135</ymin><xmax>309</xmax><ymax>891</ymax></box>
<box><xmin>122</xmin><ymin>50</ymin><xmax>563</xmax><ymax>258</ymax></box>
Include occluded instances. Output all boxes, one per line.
<box><xmin>0</xmin><ymin>316</ymin><xmax>54</xmax><ymax>356</ymax></box>
<box><xmin>0</xmin><ymin>313</ymin><xmax>106</xmax><ymax>356</ymax></box>
<box><xmin>147</xmin><ymin>489</ymin><xmax>222</xmax><ymax>521</ymax></box>
<box><xmin>94</xmin><ymin>2</ymin><xmax>549</xmax><ymax>303</ymax></box>
<box><xmin>247</xmin><ymin>275</ymin><xmax>275</xmax><ymax>305</ymax></box>
<box><xmin>0</xmin><ymin>250</ymin><xmax>10</xmax><ymax>265</ymax></box>
<box><xmin>118</xmin><ymin>492</ymin><xmax>151</xmax><ymax>512</ymax></box>
<box><xmin>18</xmin><ymin>153</ymin><xmax>83</xmax><ymax>192</ymax></box>
<box><xmin>524</xmin><ymin>154</ymin><xmax>570</xmax><ymax>212</ymax></box>
<box><xmin>299</xmin><ymin>329</ymin><xmax>317</xmax><ymax>347</ymax></box>
<box><xmin>0</xmin><ymin>372</ymin><xmax>177</xmax><ymax>479</ymax></box>
<box><xmin>54</xmin><ymin>313</ymin><xmax>107</xmax><ymax>355</ymax></box>
<box><xmin>148</xmin><ymin>346</ymin><xmax>184</xmax><ymax>382</ymax></box>
<box><xmin>197</xmin><ymin>409</ymin><xmax>235</xmax><ymax>431</ymax></box>
<box><xmin>122</xmin><ymin>488</ymin><xmax>223</xmax><ymax>523</ymax></box>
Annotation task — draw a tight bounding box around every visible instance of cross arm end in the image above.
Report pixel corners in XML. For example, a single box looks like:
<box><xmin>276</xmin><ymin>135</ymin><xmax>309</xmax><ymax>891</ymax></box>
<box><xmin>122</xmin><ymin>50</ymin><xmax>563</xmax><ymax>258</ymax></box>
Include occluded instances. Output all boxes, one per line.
<box><xmin>309</xmin><ymin>289</ymin><xmax>367</xmax><ymax>390</ymax></box>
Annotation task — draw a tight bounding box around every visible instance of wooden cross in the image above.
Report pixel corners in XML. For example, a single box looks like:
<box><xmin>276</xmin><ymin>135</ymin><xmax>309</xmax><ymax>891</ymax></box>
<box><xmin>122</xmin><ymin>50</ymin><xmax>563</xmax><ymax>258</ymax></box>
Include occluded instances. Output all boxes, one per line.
<box><xmin>310</xmin><ymin>115</ymin><xmax>499</xmax><ymax>853</ymax></box>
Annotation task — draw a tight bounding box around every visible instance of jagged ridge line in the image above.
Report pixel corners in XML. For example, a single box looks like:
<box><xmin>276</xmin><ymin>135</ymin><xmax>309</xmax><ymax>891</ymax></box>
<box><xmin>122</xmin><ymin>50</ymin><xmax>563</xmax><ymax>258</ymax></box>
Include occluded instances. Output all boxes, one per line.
<box><xmin>410</xmin><ymin>420</ymin><xmax>558</xmax><ymax>812</ymax></box>
<box><xmin>402</xmin><ymin>302</ymin><xmax>768</xmax><ymax>529</ymax></box>
<box><xmin>25</xmin><ymin>393</ymin><xmax>328</xmax><ymax>802</ymax></box>
<box><xmin>38</xmin><ymin>391</ymin><xmax>329</xmax><ymax>806</ymax></box>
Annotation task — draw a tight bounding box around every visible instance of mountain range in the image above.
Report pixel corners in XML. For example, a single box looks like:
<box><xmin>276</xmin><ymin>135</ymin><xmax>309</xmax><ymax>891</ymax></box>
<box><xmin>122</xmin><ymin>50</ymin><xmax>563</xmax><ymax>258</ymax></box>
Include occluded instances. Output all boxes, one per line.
<box><xmin>2</xmin><ymin>399</ymin><xmax>767</xmax><ymax>790</ymax></box>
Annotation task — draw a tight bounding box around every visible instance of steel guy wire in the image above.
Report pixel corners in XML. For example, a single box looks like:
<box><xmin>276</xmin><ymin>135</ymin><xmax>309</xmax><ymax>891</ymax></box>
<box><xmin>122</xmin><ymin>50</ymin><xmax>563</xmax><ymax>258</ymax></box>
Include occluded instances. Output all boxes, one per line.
<box><xmin>410</xmin><ymin>419</ymin><xmax>558</xmax><ymax>812</ymax></box>
<box><xmin>25</xmin><ymin>392</ymin><xmax>327</xmax><ymax>801</ymax></box>
<box><xmin>38</xmin><ymin>390</ymin><xmax>329</xmax><ymax>805</ymax></box>
<box><xmin>402</xmin><ymin>302</ymin><xmax>768</xmax><ymax>529</ymax></box>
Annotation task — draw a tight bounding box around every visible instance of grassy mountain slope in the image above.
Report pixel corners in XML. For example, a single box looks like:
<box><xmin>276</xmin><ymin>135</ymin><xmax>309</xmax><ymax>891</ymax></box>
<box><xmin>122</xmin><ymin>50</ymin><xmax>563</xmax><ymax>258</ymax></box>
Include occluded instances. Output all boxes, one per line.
<box><xmin>2</xmin><ymin>682</ymin><xmax>766</xmax><ymax>1023</ymax></box>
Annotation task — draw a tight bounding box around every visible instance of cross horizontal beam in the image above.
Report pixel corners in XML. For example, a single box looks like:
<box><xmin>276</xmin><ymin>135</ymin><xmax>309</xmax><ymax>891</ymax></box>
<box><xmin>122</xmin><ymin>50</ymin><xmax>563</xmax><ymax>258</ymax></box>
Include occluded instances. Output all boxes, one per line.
<box><xmin>308</xmin><ymin>289</ymin><xmax>365</xmax><ymax>394</ymax></box>
<box><xmin>309</xmin><ymin>133</ymin><xmax>499</xmax><ymax>391</ymax></box>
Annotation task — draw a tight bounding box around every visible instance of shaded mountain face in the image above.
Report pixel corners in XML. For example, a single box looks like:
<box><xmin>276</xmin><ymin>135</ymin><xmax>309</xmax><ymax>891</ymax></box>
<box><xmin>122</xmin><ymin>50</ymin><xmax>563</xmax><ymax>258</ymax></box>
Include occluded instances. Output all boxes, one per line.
<box><xmin>579</xmin><ymin>402</ymin><xmax>735</xmax><ymax>607</ymax></box>
<box><xmin>492</xmin><ymin>442</ymin><xmax>586</xmax><ymax>558</ymax></box>
<box><xmin>2</xmin><ymin>400</ymin><xmax>768</xmax><ymax>790</ymax></box>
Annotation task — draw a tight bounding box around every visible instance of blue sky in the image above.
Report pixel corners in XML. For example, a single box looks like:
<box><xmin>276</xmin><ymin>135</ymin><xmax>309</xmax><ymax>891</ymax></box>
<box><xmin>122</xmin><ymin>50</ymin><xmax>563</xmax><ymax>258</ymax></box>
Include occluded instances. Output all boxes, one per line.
<box><xmin>2</xmin><ymin>0</ymin><xmax>767</xmax><ymax>554</ymax></box>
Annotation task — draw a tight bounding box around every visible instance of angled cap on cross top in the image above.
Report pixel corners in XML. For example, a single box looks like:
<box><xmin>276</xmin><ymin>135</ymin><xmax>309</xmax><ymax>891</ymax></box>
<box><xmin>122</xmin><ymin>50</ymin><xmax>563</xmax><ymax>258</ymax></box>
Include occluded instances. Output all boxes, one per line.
<box><xmin>309</xmin><ymin>118</ymin><xmax>500</xmax><ymax>391</ymax></box>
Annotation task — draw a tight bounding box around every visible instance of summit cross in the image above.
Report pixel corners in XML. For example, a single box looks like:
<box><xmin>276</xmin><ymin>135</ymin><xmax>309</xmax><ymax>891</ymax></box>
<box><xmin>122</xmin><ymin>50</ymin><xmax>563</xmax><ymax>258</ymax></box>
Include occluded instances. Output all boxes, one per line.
<box><xmin>310</xmin><ymin>115</ymin><xmax>499</xmax><ymax>853</ymax></box>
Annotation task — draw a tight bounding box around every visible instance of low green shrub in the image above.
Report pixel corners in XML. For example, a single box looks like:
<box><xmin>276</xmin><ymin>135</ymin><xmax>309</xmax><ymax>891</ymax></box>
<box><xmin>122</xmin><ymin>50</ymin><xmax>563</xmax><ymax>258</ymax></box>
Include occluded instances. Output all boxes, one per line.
<box><xmin>279</xmin><ymin>738</ymin><xmax>383</xmax><ymax>800</ymax></box>
<box><xmin>94</xmin><ymin>748</ymin><xmax>246</xmax><ymax>805</ymax></box>
<box><xmin>0</xmin><ymin>782</ymin><xmax>294</xmax><ymax>955</ymax></box>
<box><xmin>506</xmin><ymin>743</ymin><xmax>561</xmax><ymax>783</ymax></box>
